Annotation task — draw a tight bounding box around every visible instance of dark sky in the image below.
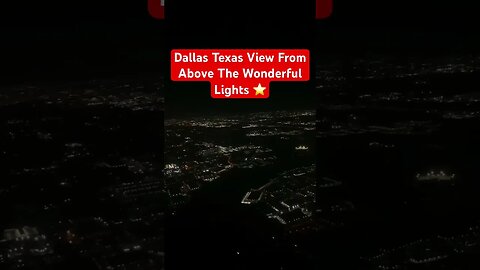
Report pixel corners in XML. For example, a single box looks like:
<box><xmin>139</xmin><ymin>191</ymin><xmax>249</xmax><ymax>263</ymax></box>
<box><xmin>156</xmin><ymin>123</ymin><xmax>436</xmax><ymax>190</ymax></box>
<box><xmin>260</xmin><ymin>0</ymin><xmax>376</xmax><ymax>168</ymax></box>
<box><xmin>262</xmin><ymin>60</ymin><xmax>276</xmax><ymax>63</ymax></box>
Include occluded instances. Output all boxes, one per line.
<box><xmin>324</xmin><ymin>0</ymin><xmax>480</xmax><ymax>27</ymax></box>
<box><xmin>316</xmin><ymin>0</ymin><xmax>480</xmax><ymax>55</ymax></box>
<box><xmin>165</xmin><ymin>0</ymin><xmax>317</xmax><ymax>115</ymax></box>
<box><xmin>166</xmin><ymin>0</ymin><xmax>480</xmax><ymax>114</ymax></box>
<box><xmin>0</xmin><ymin>0</ymin><xmax>166</xmax><ymax>85</ymax></box>
<box><xmin>1</xmin><ymin>0</ymin><xmax>479</xmax><ymax>86</ymax></box>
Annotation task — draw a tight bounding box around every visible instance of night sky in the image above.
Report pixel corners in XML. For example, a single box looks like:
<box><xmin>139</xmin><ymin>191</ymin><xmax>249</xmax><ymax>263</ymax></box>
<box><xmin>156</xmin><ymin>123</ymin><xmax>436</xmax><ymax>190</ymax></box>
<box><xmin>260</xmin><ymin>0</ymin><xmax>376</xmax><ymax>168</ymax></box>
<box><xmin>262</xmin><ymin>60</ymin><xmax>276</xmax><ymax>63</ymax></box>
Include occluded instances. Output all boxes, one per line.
<box><xmin>0</xmin><ymin>0</ymin><xmax>166</xmax><ymax>85</ymax></box>
<box><xmin>165</xmin><ymin>1</ymin><xmax>315</xmax><ymax>115</ymax></box>
<box><xmin>1</xmin><ymin>0</ymin><xmax>480</xmax><ymax>86</ymax></box>
<box><xmin>317</xmin><ymin>0</ymin><xmax>480</xmax><ymax>54</ymax></box>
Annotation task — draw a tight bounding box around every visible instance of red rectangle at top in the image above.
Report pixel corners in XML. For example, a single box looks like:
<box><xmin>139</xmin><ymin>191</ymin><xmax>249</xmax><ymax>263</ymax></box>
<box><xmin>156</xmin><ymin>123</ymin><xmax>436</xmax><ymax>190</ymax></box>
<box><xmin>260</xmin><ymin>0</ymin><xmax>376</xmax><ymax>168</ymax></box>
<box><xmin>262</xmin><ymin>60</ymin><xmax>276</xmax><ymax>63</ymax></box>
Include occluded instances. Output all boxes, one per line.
<box><xmin>150</xmin><ymin>1</ymin><xmax>330</xmax><ymax>20</ymax></box>
<box><xmin>148</xmin><ymin>0</ymin><xmax>164</xmax><ymax>19</ymax></box>
<box><xmin>316</xmin><ymin>0</ymin><xmax>333</xmax><ymax>19</ymax></box>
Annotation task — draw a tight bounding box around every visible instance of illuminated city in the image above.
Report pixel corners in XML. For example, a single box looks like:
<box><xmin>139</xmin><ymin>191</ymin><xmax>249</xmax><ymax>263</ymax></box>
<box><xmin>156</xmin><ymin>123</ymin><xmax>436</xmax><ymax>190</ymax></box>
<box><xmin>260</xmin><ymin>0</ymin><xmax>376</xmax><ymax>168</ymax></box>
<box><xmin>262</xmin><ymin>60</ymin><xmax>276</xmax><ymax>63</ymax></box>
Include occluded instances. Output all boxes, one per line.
<box><xmin>0</xmin><ymin>77</ymin><xmax>166</xmax><ymax>270</ymax></box>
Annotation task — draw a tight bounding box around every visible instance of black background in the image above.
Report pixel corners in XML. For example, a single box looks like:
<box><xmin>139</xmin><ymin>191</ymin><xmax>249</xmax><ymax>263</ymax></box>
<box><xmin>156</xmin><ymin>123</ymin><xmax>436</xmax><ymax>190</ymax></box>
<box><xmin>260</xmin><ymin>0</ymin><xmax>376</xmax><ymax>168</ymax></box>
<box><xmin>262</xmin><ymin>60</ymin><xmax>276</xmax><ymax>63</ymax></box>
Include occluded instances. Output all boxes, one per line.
<box><xmin>2</xmin><ymin>0</ymin><xmax>480</xmax><ymax>85</ymax></box>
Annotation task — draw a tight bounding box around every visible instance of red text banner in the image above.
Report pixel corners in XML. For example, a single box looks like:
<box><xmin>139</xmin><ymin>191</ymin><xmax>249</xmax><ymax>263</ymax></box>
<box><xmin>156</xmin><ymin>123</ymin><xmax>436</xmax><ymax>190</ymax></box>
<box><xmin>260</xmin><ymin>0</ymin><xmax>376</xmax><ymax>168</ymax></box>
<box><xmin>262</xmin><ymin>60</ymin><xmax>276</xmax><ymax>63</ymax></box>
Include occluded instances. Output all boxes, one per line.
<box><xmin>171</xmin><ymin>49</ymin><xmax>310</xmax><ymax>99</ymax></box>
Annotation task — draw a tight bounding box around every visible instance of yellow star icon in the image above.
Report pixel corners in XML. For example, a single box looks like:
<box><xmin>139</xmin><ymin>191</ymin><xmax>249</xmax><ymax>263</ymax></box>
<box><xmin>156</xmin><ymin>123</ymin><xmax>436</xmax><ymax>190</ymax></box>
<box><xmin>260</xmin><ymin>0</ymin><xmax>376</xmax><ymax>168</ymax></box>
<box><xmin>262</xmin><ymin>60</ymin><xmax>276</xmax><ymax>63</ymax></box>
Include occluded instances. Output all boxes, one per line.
<box><xmin>253</xmin><ymin>83</ymin><xmax>266</xmax><ymax>96</ymax></box>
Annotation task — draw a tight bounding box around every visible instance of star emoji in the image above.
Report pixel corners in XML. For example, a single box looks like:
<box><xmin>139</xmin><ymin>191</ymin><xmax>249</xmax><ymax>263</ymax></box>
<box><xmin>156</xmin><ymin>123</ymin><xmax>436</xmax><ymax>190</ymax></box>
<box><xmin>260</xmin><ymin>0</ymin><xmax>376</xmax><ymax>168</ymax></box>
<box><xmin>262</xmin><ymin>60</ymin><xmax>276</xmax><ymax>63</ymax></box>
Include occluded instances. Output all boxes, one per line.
<box><xmin>253</xmin><ymin>83</ymin><xmax>266</xmax><ymax>96</ymax></box>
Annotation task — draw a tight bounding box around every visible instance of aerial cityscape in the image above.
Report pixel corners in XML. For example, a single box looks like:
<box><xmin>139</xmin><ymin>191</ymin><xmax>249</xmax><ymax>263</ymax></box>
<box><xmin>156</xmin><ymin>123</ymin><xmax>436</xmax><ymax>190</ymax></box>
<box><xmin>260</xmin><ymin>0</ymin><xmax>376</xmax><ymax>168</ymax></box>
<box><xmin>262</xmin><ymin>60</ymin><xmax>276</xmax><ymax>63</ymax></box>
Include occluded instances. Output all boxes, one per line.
<box><xmin>2</xmin><ymin>51</ymin><xmax>480</xmax><ymax>270</ymax></box>
<box><xmin>0</xmin><ymin>76</ymin><xmax>166</xmax><ymax>270</ymax></box>
<box><xmin>315</xmin><ymin>52</ymin><xmax>480</xmax><ymax>269</ymax></box>
<box><xmin>2</xmin><ymin>0</ymin><xmax>480</xmax><ymax>266</ymax></box>
<box><xmin>164</xmin><ymin>106</ymin><xmax>318</xmax><ymax>269</ymax></box>
<box><xmin>3</xmin><ymin>51</ymin><xmax>480</xmax><ymax>269</ymax></box>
